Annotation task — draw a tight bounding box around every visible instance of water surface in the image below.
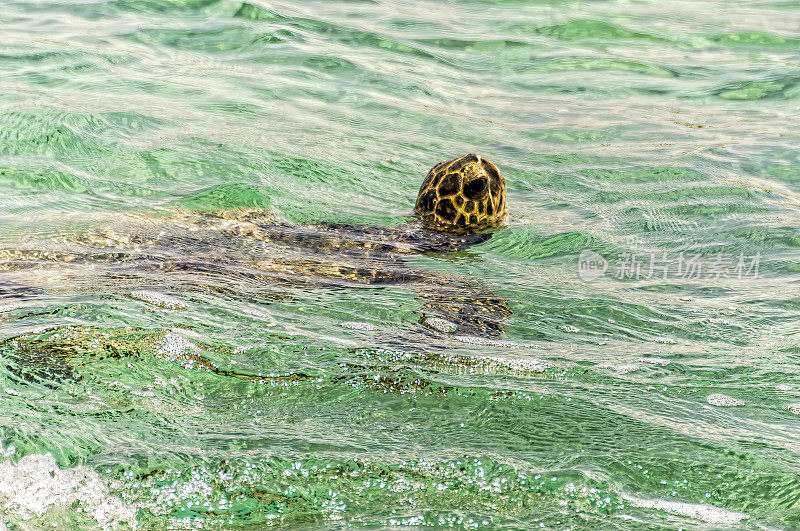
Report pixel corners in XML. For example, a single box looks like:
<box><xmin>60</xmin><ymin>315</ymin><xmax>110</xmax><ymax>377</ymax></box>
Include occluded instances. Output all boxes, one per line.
<box><xmin>1</xmin><ymin>0</ymin><xmax>799</xmax><ymax>528</ymax></box>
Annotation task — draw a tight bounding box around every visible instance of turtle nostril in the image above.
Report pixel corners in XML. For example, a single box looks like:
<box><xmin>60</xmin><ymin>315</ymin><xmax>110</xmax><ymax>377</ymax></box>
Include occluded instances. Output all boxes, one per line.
<box><xmin>463</xmin><ymin>177</ymin><xmax>488</xmax><ymax>200</ymax></box>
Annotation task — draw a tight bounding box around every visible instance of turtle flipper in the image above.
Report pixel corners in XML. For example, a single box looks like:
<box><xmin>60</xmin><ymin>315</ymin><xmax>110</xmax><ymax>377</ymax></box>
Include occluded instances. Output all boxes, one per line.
<box><xmin>412</xmin><ymin>278</ymin><xmax>512</xmax><ymax>338</ymax></box>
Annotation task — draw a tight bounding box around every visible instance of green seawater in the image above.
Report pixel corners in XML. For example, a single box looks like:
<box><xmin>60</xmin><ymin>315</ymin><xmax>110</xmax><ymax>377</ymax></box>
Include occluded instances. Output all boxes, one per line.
<box><xmin>1</xmin><ymin>0</ymin><xmax>799</xmax><ymax>528</ymax></box>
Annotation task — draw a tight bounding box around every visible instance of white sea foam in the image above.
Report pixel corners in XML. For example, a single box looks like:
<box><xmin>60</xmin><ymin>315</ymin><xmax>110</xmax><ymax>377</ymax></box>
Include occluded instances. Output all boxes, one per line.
<box><xmin>598</xmin><ymin>364</ymin><xmax>639</xmax><ymax>375</ymax></box>
<box><xmin>0</xmin><ymin>453</ymin><xmax>135</xmax><ymax>529</ymax></box>
<box><xmin>129</xmin><ymin>290</ymin><xmax>186</xmax><ymax>310</ymax></box>
<box><xmin>157</xmin><ymin>331</ymin><xmax>199</xmax><ymax>361</ymax></box>
<box><xmin>706</xmin><ymin>394</ymin><xmax>745</xmax><ymax>407</ymax></box>
<box><xmin>707</xmin><ymin>318</ymin><xmax>731</xmax><ymax>324</ymax></box>
<box><xmin>487</xmin><ymin>356</ymin><xmax>551</xmax><ymax>373</ymax></box>
<box><xmin>233</xmin><ymin>344</ymin><xmax>255</xmax><ymax>354</ymax></box>
<box><xmin>454</xmin><ymin>336</ymin><xmax>515</xmax><ymax>348</ymax></box>
<box><xmin>622</xmin><ymin>494</ymin><xmax>747</xmax><ymax>525</ymax></box>
<box><xmin>785</xmin><ymin>403</ymin><xmax>800</xmax><ymax>415</ymax></box>
<box><xmin>340</xmin><ymin>321</ymin><xmax>378</xmax><ymax>331</ymax></box>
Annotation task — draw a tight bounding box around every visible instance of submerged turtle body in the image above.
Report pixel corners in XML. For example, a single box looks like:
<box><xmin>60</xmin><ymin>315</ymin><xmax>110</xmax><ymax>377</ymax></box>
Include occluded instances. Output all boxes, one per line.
<box><xmin>0</xmin><ymin>155</ymin><xmax>511</xmax><ymax>338</ymax></box>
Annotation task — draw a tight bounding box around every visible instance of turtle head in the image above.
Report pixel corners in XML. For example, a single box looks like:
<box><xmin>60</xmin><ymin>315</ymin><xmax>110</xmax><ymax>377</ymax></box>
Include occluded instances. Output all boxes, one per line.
<box><xmin>414</xmin><ymin>154</ymin><xmax>507</xmax><ymax>232</ymax></box>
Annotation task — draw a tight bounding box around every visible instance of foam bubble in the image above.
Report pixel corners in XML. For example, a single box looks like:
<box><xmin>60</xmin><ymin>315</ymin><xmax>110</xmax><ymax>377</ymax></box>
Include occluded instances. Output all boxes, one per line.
<box><xmin>598</xmin><ymin>364</ymin><xmax>639</xmax><ymax>375</ymax></box>
<box><xmin>622</xmin><ymin>494</ymin><xmax>747</xmax><ymax>525</ymax></box>
<box><xmin>0</xmin><ymin>453</ymin><xmax>135</xmax><ymax>529</ymax></box>
<box><xmin>157</xmin><ymin>332</ymin><xmax>199</xmax><ymax>361</ymax></box>
<box><xmin>559</xmin><ymin>325</ymin><xmax>580</xmax><ymax>333</ymax></box>
<box><xmin>706</xmin><ymin>393</ymin><xmax>744</xmax><ymax>407</ymax></box>
<box><xmin>233</xmin><ymin>345</ymin><xmax>255</xmax><ymax>354</ymax></box>
<box><xmin>487</xmin><ymin>356</ymin><xmax>551</xmax><ymax>373</ymax></box>
<box><xmin>129</xmin><ymin>290</ymin><xmax>186</xmax><ymax>310</ymax></box>
<box><xmin>453</xmin><ymin>335</ymin><xmax>521</xmax><ymax>348</ymax></box>
<box><xmin>340</xmin><ymin>321</ymin><xmax>378</xmax><ymax>331</ymax></box>
<box><xmin>785</xmin><ymin>403</ymin><xmax>800</xmax><ymax>415</ymax></box>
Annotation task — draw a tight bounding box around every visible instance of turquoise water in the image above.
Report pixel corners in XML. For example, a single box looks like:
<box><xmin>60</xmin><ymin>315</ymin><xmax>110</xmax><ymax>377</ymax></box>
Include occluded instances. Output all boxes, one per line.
<box><xmin>1</xmin><ymin>0</ymin><xmax>799</xmax><ymax>528</ymax></box>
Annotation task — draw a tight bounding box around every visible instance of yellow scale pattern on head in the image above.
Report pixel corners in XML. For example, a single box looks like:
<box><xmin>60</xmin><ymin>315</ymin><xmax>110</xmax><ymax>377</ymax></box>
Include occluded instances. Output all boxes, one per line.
<box><xmin>414</xmin><ymin>154</ymin><xmax>507</xmax><ymax>231</ymax></box>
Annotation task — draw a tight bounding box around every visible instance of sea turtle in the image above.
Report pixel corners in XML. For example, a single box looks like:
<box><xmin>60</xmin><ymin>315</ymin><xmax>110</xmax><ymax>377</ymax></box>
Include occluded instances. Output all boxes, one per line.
<box><xmin>0</xmin><ymin>154</ymin><xmax>511</xmax><ymax>339</ymax></box>
<box><xmin>415</xmin><ymin>153</ymin><xmax>507</xmax><ymax>231</ymax></box>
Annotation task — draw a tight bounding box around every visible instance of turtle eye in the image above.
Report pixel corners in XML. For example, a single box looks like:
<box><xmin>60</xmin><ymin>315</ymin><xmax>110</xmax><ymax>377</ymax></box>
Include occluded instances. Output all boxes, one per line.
<box><xmin>463</xmin><ymin>177</ymin><xmax>488</xmax><ymax>200</ymax></box>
